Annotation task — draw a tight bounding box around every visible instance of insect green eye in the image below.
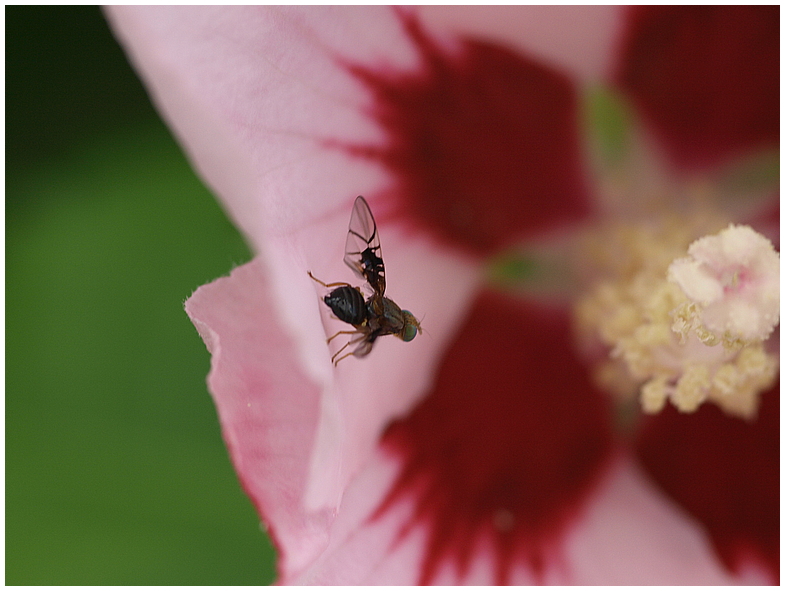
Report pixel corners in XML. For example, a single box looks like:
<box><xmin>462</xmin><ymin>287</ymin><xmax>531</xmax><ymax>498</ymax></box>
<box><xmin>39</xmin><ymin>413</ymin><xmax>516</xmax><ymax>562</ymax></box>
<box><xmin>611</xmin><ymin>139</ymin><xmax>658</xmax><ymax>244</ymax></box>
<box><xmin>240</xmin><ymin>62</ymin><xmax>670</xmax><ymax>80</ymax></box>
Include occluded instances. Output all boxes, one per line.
<box><xmin>402</xmin><ymin>311</ymin><xmax>419</xmax><ymax>342</ymax></box>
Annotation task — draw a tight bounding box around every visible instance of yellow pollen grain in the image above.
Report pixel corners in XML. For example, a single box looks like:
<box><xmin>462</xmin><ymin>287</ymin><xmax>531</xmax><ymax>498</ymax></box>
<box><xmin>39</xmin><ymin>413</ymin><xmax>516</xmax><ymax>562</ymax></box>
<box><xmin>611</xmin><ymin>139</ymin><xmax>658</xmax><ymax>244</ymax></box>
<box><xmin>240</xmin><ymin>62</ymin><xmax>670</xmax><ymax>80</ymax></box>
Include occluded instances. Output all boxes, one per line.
<box><xmin>673</xmin><ymin>365</ymin><xmax>711</xmax><ymax>413</ymax></box>
<box><xmin>640</xmin><ymin>375</ymin><xmax>669</xmax><ymax>413</ymax></box>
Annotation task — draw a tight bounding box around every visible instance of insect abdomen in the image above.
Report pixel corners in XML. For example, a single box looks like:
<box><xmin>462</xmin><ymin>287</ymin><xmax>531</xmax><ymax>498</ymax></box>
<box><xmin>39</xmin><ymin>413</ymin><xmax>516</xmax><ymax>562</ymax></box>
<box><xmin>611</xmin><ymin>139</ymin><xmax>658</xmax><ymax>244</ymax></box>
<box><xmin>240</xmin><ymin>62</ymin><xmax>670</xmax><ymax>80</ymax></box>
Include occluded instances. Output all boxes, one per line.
<box><xmin>324</xmin><ymin>286</ymin><xmax>367</xmax><ymax>325</ymax></box>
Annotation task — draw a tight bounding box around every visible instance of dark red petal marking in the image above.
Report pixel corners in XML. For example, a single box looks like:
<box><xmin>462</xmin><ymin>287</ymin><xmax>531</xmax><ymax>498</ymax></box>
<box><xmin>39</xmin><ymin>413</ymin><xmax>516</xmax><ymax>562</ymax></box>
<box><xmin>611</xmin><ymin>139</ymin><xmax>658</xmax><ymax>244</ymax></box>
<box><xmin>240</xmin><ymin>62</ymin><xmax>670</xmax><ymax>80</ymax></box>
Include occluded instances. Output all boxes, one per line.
<box><xmin>337</xmin><ymin>10</ymin><xmax>592</xmax><ymax>257</ymax></box>
<box><xmin>614</xmin><ymin>6</ymin><xmax>779</xmax><ymax>171</ymax></box>
<box><xmin>635</xmin><ymin>382</ymin><xmax>780</xmax><ymax>583</ymax></box>
<box><xmin>376</xmin><ymin>291</ymin><xmax>615</xmax><ymax>584</ymax></box>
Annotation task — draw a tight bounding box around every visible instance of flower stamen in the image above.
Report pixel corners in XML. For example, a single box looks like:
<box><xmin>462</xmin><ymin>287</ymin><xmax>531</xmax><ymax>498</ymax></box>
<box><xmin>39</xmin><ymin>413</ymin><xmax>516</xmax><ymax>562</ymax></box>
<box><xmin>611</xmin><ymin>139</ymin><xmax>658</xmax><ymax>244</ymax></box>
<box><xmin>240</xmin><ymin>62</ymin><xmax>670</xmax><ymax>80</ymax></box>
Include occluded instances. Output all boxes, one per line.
<box><xmin>574</xmin><ymin>220</ymin><xmax>779</xmax><ymax>419</ymax></box>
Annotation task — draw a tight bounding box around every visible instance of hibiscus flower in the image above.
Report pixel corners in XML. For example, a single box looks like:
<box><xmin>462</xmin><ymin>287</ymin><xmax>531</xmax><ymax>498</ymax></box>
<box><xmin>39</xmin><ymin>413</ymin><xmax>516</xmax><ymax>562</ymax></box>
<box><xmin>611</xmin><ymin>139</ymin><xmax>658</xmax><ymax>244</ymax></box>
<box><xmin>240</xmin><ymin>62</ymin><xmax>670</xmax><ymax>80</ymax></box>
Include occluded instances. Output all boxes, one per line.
<box><xmin>106</xmin><ymin>6</ymin><xmax>779</xmax><ymax>584</ymax></box>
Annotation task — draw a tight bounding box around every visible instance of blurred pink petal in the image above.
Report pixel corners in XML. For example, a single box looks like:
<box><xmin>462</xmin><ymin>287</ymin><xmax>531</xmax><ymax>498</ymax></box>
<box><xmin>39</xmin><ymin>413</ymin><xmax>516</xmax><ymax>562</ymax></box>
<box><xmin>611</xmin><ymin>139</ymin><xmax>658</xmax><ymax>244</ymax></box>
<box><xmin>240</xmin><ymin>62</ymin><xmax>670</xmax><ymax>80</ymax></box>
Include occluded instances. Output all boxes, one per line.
<box><xmin>419</xmin><ymin>5</ymin><xmax>623</xmax><ymax>81</ymax></box>
<box><xmin>562</xmin><ymin>458</ymin><xmax>754</xmax><ymax>585</ymax></box>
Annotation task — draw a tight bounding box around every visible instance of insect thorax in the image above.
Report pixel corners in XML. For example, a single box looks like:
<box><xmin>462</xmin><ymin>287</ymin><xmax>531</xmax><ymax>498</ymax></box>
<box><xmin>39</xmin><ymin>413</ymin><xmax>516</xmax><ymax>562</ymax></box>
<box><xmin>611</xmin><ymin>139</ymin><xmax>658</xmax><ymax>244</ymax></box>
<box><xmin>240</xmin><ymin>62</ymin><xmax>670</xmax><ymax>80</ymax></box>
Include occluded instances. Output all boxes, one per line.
<box><xmin>368</xmin><ymin>296</ymin><xmax>405</xmax><ymax>334</ymax></box>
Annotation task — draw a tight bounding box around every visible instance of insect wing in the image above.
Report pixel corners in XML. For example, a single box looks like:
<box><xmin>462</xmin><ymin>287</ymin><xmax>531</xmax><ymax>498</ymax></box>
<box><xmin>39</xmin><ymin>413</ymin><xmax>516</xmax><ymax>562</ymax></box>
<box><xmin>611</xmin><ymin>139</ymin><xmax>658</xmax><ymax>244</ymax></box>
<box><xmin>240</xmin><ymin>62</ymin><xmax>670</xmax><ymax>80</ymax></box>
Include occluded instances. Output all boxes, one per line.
<box><xmin>343</xmin><ymin>195</ymin><xmax>386</xmax><ymax>295</ymax></box>
<box><xmin>332</xmin><ymin>327</ymin><xmax>375</xmax><ymax>364</ymax></box>
<box><xmin>348</xmin><ymin>330</ymin><xmax>375</xmax><ymax>358</ymax></box>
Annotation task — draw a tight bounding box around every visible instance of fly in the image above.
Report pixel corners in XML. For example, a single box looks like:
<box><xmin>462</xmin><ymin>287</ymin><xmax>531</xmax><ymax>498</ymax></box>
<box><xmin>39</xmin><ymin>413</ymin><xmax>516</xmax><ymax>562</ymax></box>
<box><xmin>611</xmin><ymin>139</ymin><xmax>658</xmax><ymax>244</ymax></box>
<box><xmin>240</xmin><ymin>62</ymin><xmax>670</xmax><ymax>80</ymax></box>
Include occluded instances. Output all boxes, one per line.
<box><xmin>308</xmin><ymin>195</ymin><xmax>422</xmax><ymax>365</ymax></box>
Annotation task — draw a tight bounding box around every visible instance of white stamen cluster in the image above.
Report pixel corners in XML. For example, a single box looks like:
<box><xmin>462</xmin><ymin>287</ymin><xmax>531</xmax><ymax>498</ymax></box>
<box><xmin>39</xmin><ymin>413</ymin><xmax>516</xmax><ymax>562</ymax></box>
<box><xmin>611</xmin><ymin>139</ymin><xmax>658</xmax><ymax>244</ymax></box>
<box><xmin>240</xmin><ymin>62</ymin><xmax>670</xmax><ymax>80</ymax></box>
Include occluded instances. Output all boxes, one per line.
<box><xmin>668</xmin><ymin>224</ymin><xmax>780</xmax><ymax>345</ymax></box>
<box><xmin>574</xmin><ymin>220</ymin><xmax>779</xmax><ymax>419</ymax></box>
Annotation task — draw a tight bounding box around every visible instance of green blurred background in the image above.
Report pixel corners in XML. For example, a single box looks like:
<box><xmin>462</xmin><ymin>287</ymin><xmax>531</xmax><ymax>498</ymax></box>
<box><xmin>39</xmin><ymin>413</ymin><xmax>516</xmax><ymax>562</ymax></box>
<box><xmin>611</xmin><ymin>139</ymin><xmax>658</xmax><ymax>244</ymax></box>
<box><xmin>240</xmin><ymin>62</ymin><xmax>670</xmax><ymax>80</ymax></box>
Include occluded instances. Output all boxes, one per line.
<box><xmin>7</xmin><ymin>6</ymin><xmax>277</xmax><ymax>584</ymax></box>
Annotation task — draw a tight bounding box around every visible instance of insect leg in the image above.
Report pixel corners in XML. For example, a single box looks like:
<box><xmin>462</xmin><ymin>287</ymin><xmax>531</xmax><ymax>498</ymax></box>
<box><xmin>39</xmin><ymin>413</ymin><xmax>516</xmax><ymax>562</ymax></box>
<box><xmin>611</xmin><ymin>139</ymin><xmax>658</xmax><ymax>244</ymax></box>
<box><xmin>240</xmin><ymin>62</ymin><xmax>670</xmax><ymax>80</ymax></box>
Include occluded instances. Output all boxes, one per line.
<box><xmin>326</xmin><ymin>329</ymin><xmax>360</xmax><ymax>344</ymax></box>
<box><xmin>307</xmin><ymin>271</ymin><xmax>352</xmax><ymax>289</ymax></box>
<box><xmin>330</xmin><ymin>340</ymin><xmax>354</xmax><ymax>365</ymax></box>
<box><xmin>332</xmin><ymin>349</ymin><xmax>358</xmax><ymax>365</ymax></box>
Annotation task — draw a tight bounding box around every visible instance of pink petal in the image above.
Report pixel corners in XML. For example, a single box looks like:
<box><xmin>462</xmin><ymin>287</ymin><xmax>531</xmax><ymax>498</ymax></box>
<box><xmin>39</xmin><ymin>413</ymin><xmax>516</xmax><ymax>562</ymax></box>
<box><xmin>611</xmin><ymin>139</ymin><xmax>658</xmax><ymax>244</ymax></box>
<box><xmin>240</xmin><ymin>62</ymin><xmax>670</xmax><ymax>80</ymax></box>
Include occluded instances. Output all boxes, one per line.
<box><xmin>105</xmin><ymin>6</ymin><xmax>419</xmax><ymax>243</ymax></box>
<box><xmin>285</xmin><ymin>448</ymin><xmax>426</xmax><ymax>584</ymax></box>
<box><xmin>108</xmin><ymin>6</ymin><xmax>482</xmax><ymax>510</ymax></box>
<box><xmin>184</xmin><ymin>259</ymin><xmax>326</xmax><ymax>576</ymax></box>
<box><xmin>418</xmin><ymin>6</ymin><xmax>624</xmax><ymax>81</ymax></box>
<box><xmin>614</xmin><ymin>6</ymin><xmax>779</xmax><ymax>171</ymax></box>
<box><xmin>563</xmin><ymin>457</ymin><xmax>757</xmax><ymax>584</ymax></box>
